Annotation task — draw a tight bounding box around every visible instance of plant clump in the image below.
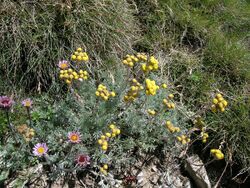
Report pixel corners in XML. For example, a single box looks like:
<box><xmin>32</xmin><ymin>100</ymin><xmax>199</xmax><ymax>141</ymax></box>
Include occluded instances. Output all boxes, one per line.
<box><xmin>0</xmin><ymin>48</ymin><xmax>234</xmax><ymax>187</ymax></box>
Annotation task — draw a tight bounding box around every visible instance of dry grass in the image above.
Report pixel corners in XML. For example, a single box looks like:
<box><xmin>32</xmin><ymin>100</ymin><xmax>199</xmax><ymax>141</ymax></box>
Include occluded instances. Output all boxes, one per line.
<box><xmin>0</xmin><ymin>0</ymin><xmax>139</xmax><ymax>93</ymax></box>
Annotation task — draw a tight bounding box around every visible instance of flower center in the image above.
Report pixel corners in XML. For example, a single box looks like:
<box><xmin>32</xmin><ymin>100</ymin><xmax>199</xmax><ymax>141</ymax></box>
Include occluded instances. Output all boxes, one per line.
<box><xmin>2</xmin><ymin>100</ymin><xmax>9</xmax><ymax>104</ymax></box>
<box><xmin>78</xmin><ymin>156</ymin><xmax>86</xmax><ymax>163</ymax></box>
<box><xmin>37</xmin><ymin>147</ymin><xmax>45</xmax><ymax>154</ymax></box>
<box><xmin>61</xmin><ymin>63</ymin><xmax>68</xmax><ymax>69</ymax></box>
<box><xmin>25</xmin><ymin>101</ymin><xmax>31</xmax><ymax>107</ymax></box>
<box><xmin>71</xmin><ymin>135</ymin><xmax>78</xmax><ymax>141</ymax></box>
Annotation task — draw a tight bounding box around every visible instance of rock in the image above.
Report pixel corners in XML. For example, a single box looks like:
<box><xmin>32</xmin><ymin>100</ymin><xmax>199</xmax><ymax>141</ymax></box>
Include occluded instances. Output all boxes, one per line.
<box><xmin>136</xmin><ymin>158</ymin><xmax>192</xmax><ymax>188</ymax></box>
<box><xmin>185</xmin><ymin>155</ymin><xmax>211</xmax><ymax>188</ymax></box>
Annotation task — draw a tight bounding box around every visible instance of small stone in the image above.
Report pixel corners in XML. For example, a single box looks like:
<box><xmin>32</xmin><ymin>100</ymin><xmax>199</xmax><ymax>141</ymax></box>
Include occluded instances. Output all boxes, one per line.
<box><xmin>185</xmin><ymin>155</ymin><xmax>211</xmax><ymax>188</ymax></box>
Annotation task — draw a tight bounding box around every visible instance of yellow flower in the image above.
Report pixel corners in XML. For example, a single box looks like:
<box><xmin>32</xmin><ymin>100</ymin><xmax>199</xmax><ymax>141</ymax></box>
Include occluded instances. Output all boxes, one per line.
<box><xmin>212</xmin><ymin>98</ymin><xmax>218</xmax><ymax>104</ymax></box>
<box><xmin>103</xmin><ymin>164</ymin><xmax>108</xmax><ymax>170</ymax></box>
<box><xmin>82</xmin><ymin>56</ymin><xmax>89</xmax><ymax>61</ymax></box>
<box><xmin>115</xmin><ymin>129</ymin><xmax>121</xmax><ymax>135</ymax></box>
<box><xmin>109</xmin><ymin>124</ymin><xmax>116</xmax><ymax>129</ymax></box>
<box><xmin>222</xmin><ymin>100</ymin><xmax>228</xmax><ymax>107</ymax></box>
<box><xmin>131</xmin><ymin>86</ymin><xmax>136</xmax><ymax>91</ymax></box>
<box><xmin>77</xmin><ymin>56</ymin><xmax>82</xmax><ymax>61</ymax></box>
<box><xmin>102</xmin><ymin>145</ymin><xmax>108</xmax><ymax>151</ymax></box>
<box><xmin>170</xmin><ymin>103</ymin><xmax>175</xmax><ymax>109</ymax></box>
<box><xmin>100</xmin><ymin>167</ymin><xmax>107</xmax><ymax>175</ymax></box>
<box><xmin>141</xmin><ymin>64</ymin><xmax>147</xmax><ymax>71</ymax></box>
<box><xmin>175</xmin><ymin>127</ymin><xmax>180</xmax><ymax>132</ymax></box>
<box><xmin>215</xmin><ymin>153</ymin><xmax>224</xmax><ymax>160</ymax></box>
<box><xmin>162</xmin><ymin>84</ymin><xmax>167</xmax><ymax>89</ymax></box>
<box><xmin>218</xmin><ymin>97</ymin><xmax>224</xmax><ymax>102</ymax></box>
<box><xmin>110</xmin><ymin>92</ymin><xmax>116</xmax><ymax>97</ymax></box>
<box><xmin>148</xmin><ymin>109</ymin><xmax>156</xmax><ymax>115</ymax></box>
<box><xmin>66</xmin><ymin>79</ymin><xmax>71</xmax><ymax>84</ymax></box>
<box><xmin>216</xmin><ymin>93</ymin><xmax>222</xmax><ymax>98</ymax></box>
<box><xmin>100</xmin><ymin>135</ymin><xmax>106</xmax><ymax>140</ymax></box>
<box><xmin>97</xmin><ymin>139</ymin><xmax>103</xmax><ymax>145</ymax></box>
<box><xmin>102</xmin><ymin>140</ymin><xmax>108</xmax><ymax>146</ymax></box>
<box><xmin>168</xmin><ymin>94</ymin><xmax>174</xmax><ymax>99</ymax></box>
<box><xmin>129</xmin><ymin>62</ymin><xmax>134</xmax><ymax>67</ymax></box>
<box><xmin>64</xmin><ymin>73</ymin><xmax>69</xmax><ymax>78</ymax></box>
<box><xmin>30</xmin><ymin>131</ymin><xmax>35</xmax><ymax>136</ymax></box>
<box><xmin>218</xmin><ymin>102</ymin><xmax>224</xmax><ymax>109</ymax></box>
<box><xmin>166</xmin><ymin>121</ymin><xmax>171</xmax><ymax>126</ymax></box>
<box><xmin>210</xmin><ymin>149</ymin><xmax>224</xmax><ymax>160</ymax></box>
<box><xmin>181</xmin><ymin>140</ymin><xmax>187</xmax><ymax>145</ymax></box>
<box><xmin>105</xmin><ymin>132</ymin><xmax>111</xmax><ymax>138</ymax></box>
<box><xmin>210</xmin><ymin>149</ymin><xmax>217</xmax><ymax>154</ymax></box>
<box><xmin>77</xmin><ymin>47</ymin><xmax>83</xmax><ymax>52</ymax></box>
<box><xmin>71</xmin><ymin>55</ymin><xmax>76</xmax><ymax>60</ymax></box>
<box><xmin>132</xmin><ymin>79</ymin><xmax>137</xmax><ymax>83</ymax></box>
<box><xmin>176</xmin><ymin>136</ymin><xmax>182</xmax><ymax>141</ymax></box>
<box><xmin>163</xmin><ymin>99</ymin><xmax>168</xmax><ymax>105</ymax></box>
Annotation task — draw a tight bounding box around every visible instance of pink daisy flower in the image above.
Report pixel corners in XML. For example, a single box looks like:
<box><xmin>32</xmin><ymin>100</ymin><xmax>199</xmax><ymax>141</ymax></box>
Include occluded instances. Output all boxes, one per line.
<box><xmin>22</xmin><ymin>98</ymin><xmax>33</xmax><ymax>108</ymax></box>
<box><xmin>68</xmin><ymin>131</ymin><xmax>81</xmax><ymax>143</ymax></box>
<box><xmin>75</xmin><ymin>154</ymin><xmax>90</xmax><ymax>167</ymax></box>
<box><xmin>0</xmin><ymin>96</ymin><xmax>14</xmax><ymax>110</ymax></box>
<box><xmin>33</xmin><ymin>143</ymin><xmax>48</xmax><ymax>157</ymax></box>
<box><xmin>58</xmin><ymin>60</ymin><xmax>69</xmax><ymax>69</ymax></box>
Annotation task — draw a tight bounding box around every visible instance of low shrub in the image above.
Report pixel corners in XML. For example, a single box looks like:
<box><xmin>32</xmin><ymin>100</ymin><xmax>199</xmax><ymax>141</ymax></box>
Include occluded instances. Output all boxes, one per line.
<box><xmin>0</xmin><ymin>48</ymin><xmax>235</xmax><ymax>187</ymax></box>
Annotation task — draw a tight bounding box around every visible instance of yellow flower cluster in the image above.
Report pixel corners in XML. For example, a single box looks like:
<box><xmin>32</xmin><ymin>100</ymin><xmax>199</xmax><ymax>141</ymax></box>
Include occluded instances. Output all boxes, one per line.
<box><xmin>162</xmin><ymin>98</ymin><xmax>175</xmax><ymax>109</ymax></box>
<box><xmin>176</xmin><ymin>135</ymin><xmax>191</xmax><ymax>145</ymax></box>
<box><xmin>71</xmin><ymin>47</ymin><xmax>89</xmax><ymax>62</ymax></box>
<box><xmin>211</xmin><ymin>93</ymin><xmax>228</xmax><ymax>113</ymax></box>
<box><xmin>97</xmin><ymin>135</ymin><xmax>109</xmax><ymax>151</ymax></box>
<box><xmin>97</xmin><ymin>124</ymin><xmax>121</xmax><ymax>151</ymax></box>
<box><xmin>145</xmin><ymin>79</ymin><xmax>159</xmax><ymax>95</ymax></box>
<box><xmin>100</xmin><ymin>164</ymin><xmax>108</xmax><ymax>175</ymax></box>
<box><xmin>201</xmin><ymin>132</ymin><xmax>209</xmax><ymax>143</ymax></box>
<box><xmin>17</xmin><ymin>124</ymin><xmax>35</xmax><ymax>142</ymax></box>
<box><xmin>95</xmin><ymin>84</ymin><xmax>116</xmax><ymax>101</ymax></box>
<box><xmin>136</xmin><ymin>53</ymin><xmax>147</xmax><ymax>61</ymax></box>
<box><xmin>108</xmin><ymin>124</ymin><xmax>121</xmax><ymax>137</ymax></box>
<box><xmin>122</xmin><ymin>54</ymin><xmax>139</xmax><ymax>68</ymax></box>
<box><xmin>147</xmin><ymin>109</ymin><xmax>156</xmax><ymax>116</ymax></box>
<box><xmin>59</xmin><ymin>69</ymin><xmax>88</xmax><ymax>84</ymax></box>
<box><xmin>194</xmin><ymin>116</ymin><xmax>205</xmax><ymax>130</ymax></box>
<box><xmin>210</xmin><ymin>149</ymin><xmax>224</xmax><ymax>160</ymax></box>
<box><xmin>124</xmin><ymin>79</ymin><xmax>144</xmax><ymax>102</ymax></box>
<box><xmin>141</xmin><ymin>56</ymin><xmax>159</xmax><ymax>73</ymax></box>
<box><xmin>193</xmin><ymin>117</ymin><xmax>208</xmax><ymax>143</ymax></box>
<box><xmin>166</xmin><ymin>121</ymin><xmax>180</xmax><ymax>133</ymax></box>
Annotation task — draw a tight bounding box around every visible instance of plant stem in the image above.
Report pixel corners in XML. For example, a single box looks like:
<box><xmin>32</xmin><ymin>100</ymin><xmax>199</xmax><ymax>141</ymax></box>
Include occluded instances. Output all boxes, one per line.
<box><xmin>27</xmin><ymin>108</ymin><xmax>32</xmax><ymax>127</ymax></box>
<box><xmin>5</xmin><ymin>110</ymin><xmax>18</xmax><ymax>143</ymax></box>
